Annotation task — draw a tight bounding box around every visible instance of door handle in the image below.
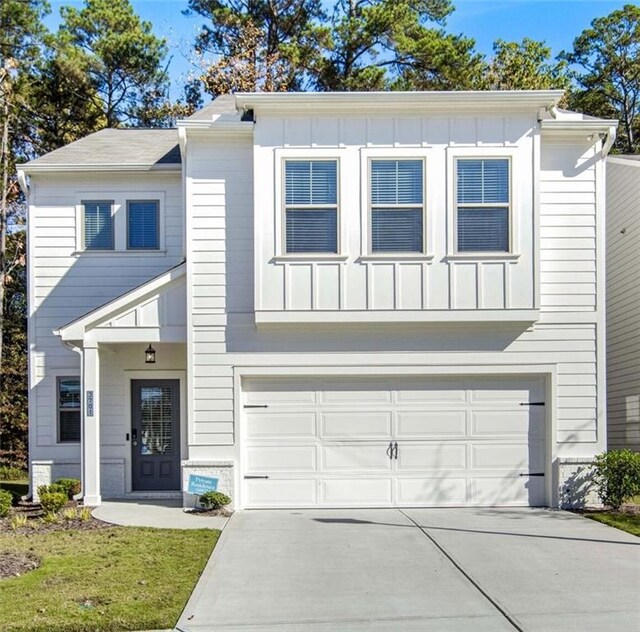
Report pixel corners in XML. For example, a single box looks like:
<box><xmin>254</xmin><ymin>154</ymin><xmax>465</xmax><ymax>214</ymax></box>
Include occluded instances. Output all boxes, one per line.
<box><xmin>393</xmin><ymin>442</ymin><xmax>398</xmax><ymax>460</ymax></box>
<box><xmin>386</xmin><ymin>442</ymin><xmax>393</xmax><ymax>459</ymax></box>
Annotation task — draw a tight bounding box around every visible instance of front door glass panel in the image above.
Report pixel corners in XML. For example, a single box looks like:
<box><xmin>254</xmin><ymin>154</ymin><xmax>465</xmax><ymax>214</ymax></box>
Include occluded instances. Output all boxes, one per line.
<box><xmin>140</xmin><ymin>386</ymin><xmax>173</xmax><ymax>455</ymax></box>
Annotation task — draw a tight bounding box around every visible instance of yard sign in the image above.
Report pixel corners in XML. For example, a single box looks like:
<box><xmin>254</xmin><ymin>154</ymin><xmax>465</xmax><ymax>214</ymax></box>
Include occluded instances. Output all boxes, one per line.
<box><xmin>187</xmin><ymin>474</ymin><xmax>219</xmax><ymax>495</ymax></box>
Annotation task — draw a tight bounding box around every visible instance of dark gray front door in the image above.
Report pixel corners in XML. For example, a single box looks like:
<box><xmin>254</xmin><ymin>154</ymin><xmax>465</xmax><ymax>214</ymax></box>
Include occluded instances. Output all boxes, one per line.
<box><xmin>131</xmin><ymin>380</ymin><xmax>180</xmax><ymax>491</ymax></box>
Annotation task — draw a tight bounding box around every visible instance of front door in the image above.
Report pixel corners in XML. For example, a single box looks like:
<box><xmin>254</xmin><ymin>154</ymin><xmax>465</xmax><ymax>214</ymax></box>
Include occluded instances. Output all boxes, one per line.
<box><xmin>131</xmin><ymin>380</ymin><xmax>181</xmax><ymax>491</ymax></box>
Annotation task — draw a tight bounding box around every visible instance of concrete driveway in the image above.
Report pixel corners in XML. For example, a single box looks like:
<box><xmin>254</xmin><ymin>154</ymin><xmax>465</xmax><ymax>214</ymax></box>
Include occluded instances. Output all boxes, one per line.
<box><xmin>177</xmin><ymin>508</ymin><xmax>640</xmax><ymax>632</ymax></box>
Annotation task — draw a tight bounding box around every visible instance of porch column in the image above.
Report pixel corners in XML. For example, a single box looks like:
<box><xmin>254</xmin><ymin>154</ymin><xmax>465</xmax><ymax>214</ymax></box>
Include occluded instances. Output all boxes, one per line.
<box><xmin>82</xmin><ymin>343</ymin><xmax>101</xmax><ymax>506</ymax></box>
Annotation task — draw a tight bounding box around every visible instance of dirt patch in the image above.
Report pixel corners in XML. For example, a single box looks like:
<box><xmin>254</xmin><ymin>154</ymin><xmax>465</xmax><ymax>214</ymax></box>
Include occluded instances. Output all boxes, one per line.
<box><xmin>0</xmin><ymin>551</ymin><xmax>41</xmax><ymax>580</ymax></box>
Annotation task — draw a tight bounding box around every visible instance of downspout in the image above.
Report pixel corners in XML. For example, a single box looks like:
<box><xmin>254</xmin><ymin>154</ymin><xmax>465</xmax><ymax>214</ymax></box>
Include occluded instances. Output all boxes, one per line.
<box><xmin>601</xmin><ymin>126</ymin><xmax>617</xmax><ymax>157</ymax></box>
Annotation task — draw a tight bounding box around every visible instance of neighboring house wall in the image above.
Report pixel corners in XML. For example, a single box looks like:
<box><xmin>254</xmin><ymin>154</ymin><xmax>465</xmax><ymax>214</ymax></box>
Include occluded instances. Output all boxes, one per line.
<box><xmin>29</xmin><ymin>172</ymin><xmax>184</xmax><ymax>492</ymax></box>
<box><xmin>606</xmin><ymin>157</ymin><xmax>640</xmax><ymax>451</ymax></box>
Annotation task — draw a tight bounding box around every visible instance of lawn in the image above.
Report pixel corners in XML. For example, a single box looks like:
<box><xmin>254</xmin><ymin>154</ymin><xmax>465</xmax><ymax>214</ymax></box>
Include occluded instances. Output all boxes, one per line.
<box><xmin>586</xmin><ymin>512</ymin><xmax>640</xmax><ymax>536</ymax></box>
<box><xmin>0</xmin><ymin>526</ymin><xmax>219</xmax><ymax>632</ymax></box>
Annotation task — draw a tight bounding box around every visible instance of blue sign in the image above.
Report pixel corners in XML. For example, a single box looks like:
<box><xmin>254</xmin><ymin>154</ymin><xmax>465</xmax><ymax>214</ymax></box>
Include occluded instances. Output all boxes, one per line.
<box><xmin>187</xmin><ymin>474</ymin><xmax>219</xmax><ymax>495</ymax></box>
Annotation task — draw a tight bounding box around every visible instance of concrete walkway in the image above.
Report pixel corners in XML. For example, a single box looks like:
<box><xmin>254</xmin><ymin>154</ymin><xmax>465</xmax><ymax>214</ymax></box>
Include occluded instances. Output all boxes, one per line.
<box><xmin>92</xmin><ymin>499</ymin><xmax>228</xmax><ymax>530</ymax></box>
<box><xmin>177</xmin><ymin>508</ymin><xmax>639</xmax><ymax>632</ymax></box>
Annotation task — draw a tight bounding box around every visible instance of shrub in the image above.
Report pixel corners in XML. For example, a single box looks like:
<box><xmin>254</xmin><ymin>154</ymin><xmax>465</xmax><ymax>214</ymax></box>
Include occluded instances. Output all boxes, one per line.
<box><xmin>592</xmin><ymin>450</ymin><xmax>640</xmax><ymax>510</ymax></box>
<box><xmin>9</xmin><ymin>514</ymin><xmax>28</xmax><ymax>530</ymax></box>
<box><xmin>78</xmin><ymin>506</ymin><xmax>92</xmax><ymax>521</ymax></box>
<box><xmin>39</xmin><ymin>491</ymin><xmax>68</xmax><ymax>515</ymax></box>
<box><xmin>0</xmin><ymin>466</ymin><xmax>27</xmax><ymax>481</ymax></box>
<box><xmin>0</xmin><ymin>489</ymin><xmax>12</xmax><ymax>518</ymax></box>
<box><xmin>37</xmin><ymin>483</ymin><xmax>66</xmax><ymax>498</ymax></box>
<box><xmin>62</xmin><ymin>507</ymin><xmax>79</xmax><ymax>521</ymax></box>
<box><xmin>199</xmin><ymin>491</ymin><xmax>231</xmax><ymax>509</ymax></box>
<box><xmin>54</xmin><ymin>478</ymin><xmax>81</xmax><ymax>500</ymax></box>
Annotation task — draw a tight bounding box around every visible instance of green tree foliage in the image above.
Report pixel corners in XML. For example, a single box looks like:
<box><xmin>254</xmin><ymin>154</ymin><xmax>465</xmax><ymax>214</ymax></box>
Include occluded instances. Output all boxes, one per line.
<box><xmin>562</xmin><ymin>4</ymin><xmax>640</xmax><ymax>154</ymax></box>
<box><xmin>0</xmin><ymin>230</ymin><xmax>27</xmax><ymax>469</ymax></box>
<box><xmin>56</xmin><ymin>0</ymin><xmax>170</xmax><ymax>127</ymax></box>
<box><xmin>485</xmin><ymin>38</ymin><xmax>570</xmax><ymax>91</ymax></box>
<box><xmin>186</xmin><ymin>0</ymin><xmax>323</xmax><ymax>93</ymax></box>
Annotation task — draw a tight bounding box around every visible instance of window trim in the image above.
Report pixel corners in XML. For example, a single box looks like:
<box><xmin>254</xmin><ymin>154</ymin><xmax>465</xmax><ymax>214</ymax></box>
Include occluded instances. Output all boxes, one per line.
<box><xmin>56</xmin><ymin>375</ymin><xmax>81</xmax><ymax>445</ymax></box>
<box><xmin>446</xmin><ymin>147</ymin><xmax>519</xmax><ymax>259</ymax></box>
<box><xmin>126</xmin><ymin>199</ymin><xmax>161</xmax><ymax>251</ymax></box>
<box><xmin>281</xmin><ymin>157</ymin><xmax>341</xmax><ymax>256</ymax></box>
<box><xmin>368</xmin><ymin>157</ymin><xmax>427</xmax><ymax>255</ymax></box>
<box><xmin>82</xmin><ymin>199</ymin><xmax>114</xmax><ymax>251</ymax></box>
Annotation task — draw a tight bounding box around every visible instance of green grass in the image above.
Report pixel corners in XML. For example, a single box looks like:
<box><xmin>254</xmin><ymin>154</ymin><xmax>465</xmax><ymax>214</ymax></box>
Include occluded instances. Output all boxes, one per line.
<box><xmin>586</xmin><ymin>512</ymin><xmax>640</xmax><ymax>537</ymax></box>
<box><xmin>0</xmin><ymin>526</ymin><xmax>219</xmax><ymax>632</ymax></box>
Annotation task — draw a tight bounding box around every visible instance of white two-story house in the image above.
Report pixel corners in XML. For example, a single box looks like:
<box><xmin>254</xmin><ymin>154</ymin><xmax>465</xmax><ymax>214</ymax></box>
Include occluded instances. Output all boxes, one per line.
<box><xmin>18</xmin><ymin>91</ymin><xmax>617</xmax><ymax>509</ymax></box>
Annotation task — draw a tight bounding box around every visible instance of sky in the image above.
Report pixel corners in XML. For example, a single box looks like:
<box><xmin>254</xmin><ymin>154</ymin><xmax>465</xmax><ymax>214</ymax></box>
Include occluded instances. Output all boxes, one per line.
<box><xmin>44</xmin><ymin>0</ymin><xmax>629</xmax><ymax>99</ymax></box>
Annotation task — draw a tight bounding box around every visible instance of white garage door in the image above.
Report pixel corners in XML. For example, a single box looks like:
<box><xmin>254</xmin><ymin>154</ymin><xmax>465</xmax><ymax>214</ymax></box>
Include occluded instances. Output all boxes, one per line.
<box><xmin>242</xmin><ymin>376</ymin><xmax>546</xmax><ymax>508</ymax></box>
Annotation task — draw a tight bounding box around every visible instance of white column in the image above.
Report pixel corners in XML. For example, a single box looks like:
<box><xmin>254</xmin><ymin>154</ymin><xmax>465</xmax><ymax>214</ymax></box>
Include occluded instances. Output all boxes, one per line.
<box><xmin>82</xmin><ymin>343</ymin><xmax>101</xmax><ymax>506</ymax></box>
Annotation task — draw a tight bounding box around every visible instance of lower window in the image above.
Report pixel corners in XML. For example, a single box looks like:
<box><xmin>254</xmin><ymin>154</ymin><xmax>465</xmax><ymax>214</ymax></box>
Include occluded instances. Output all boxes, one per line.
<box><xmin>58</xmin><ymin>377</ymin><xmax>81</xmax><ymax>443</ymax></box>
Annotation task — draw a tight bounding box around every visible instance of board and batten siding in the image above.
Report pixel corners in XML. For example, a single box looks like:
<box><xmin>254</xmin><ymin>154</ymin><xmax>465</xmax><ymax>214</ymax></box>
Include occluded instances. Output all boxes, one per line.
<box><xmin>606</xmin><ymin>158</ymin><xmax>640</xmax><ymax>450</ymax></box>
<box><xmin>185</xmin><ymin>117</ymin><xmax>604</xmax><ymax>465</ymax></box>
<box><xmin>254</xmin><ymin>115</ymin><xmax>536</xmax><ymax>314</ymax></box>
<box><xmin>29</xmin><ymin>172</ymin><xmax>184</xmax><ymax>463</ymax></box>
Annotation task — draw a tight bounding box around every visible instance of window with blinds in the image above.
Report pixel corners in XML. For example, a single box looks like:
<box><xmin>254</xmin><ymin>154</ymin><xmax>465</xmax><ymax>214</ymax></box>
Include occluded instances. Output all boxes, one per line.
<box><xmin>83</xmin><ymin>200</ymin><xmax>113</xmax><ymax>250</ymax></box>
<box><xmin>127</xmin><ymin>200</ymin><xmax>160</xmax><ymax>250</ymax></box>
<box><xmin>58</xmin><ymin>377</ymin><xmax>81</xmax><ymax>443</ymax></box>
<box><xmin>284</xmin><ymin>160</ymin><xmax>338</xmax><ymax>253</ymax></box>
<box><xmin>456</xmin><ymin>158</ymin><xmax>510</xmax><ymax>252</ymax></box>
<box><xmin>370</xmin><ymin>159</ymin><xmax>424</xmax><ymax>253</ymax></box>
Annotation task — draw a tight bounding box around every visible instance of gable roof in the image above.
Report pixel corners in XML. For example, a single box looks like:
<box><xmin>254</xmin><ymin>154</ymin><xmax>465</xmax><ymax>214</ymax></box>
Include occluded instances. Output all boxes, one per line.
<box><xmin>21</xmin><ymin>128</ymin><xmax>181</xmax><ymax>172</ymax></box>
<box><xmin>185</xmin><ymin>94</ymin><xmax>241</xmax><ymax>122</ymax></box>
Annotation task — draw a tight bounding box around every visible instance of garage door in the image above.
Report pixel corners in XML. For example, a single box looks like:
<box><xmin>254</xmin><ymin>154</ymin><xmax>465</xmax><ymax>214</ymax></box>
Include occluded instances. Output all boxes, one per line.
<box><xmin>242</xmin><ymin>376</ymin><xmax>546</xmax><ymax>508</ymax></box>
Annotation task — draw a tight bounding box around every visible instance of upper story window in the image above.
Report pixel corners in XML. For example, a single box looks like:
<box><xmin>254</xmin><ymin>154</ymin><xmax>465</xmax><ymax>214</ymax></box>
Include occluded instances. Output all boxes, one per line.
<box><xmin>127</xmin><ymin>200</ymin><xmax>160</xmax><ymax>250</ymax></box>
<box><xmin>284</xmin><ymin>160</ymin><xmax>338</xmax><ymax>254</ymax></box>
<box><xmin>456</xmin><ymin>158</ymin><xmax>510</xmax><ymax>252</ymax></box>
<box><xmin>370</xmin><ymin>159</ymin><xmax>424</xmax><ymax>253</ymax></box>
<box><xmin>83</xmin><ymin>200</ymin><xmax>114</xmax><ymax>250</ymax></box>
<box><xmin>57</xmin><ymin>376</ymin><xmax>81</xmax><ymax>443</ymax></box>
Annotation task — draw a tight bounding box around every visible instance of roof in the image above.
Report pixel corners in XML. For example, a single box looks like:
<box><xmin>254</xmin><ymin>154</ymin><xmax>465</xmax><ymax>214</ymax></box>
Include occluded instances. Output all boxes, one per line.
<box><xmin>186</xmin><ymin>94</ymin><xmax>241</xmax><ymax>122</ymax></box>
<box><xmin>21</xmin><ymin>128</ymin><xmax>181</xmax><ymax>172</ymax></box>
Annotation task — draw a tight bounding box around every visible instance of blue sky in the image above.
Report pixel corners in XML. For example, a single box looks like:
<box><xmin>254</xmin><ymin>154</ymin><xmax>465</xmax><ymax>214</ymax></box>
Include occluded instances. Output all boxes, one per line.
<box><xmin>45</xmin><ymin>0</ymin><xmax>628</xmax><ymax>98</ymax></box>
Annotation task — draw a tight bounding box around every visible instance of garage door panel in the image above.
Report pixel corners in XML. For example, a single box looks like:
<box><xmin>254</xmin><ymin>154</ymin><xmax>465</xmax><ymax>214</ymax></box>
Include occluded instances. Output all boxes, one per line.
<box><xmin>471</xmin><ymin>443</ymin><xmax>533</xmax><ymax>469</ymax></box>
<box><xmin>246</xmin><ymin>446</ymin><xmax>316</xmax><ymax>472</ymax></box>
<box><xmin>397</xmin><ymin>444</ymin><xmax>467</xmax><ymax>470</ymax></box>
<box><xmin>246</xmin><ymin>412</ymin><xmax>316</xmax><ymax>439</ymax></box>
<box><xmin>244</xmin><ymin>379</ymin><xmax>317</xmax><ymax>405</ymax></box>
<box><xmin>319</xmin><ymin>380</ymin><xmax>392</xmax><ymax>404</ymax></box>
<box><xmin>322</xmin><ymin>478</ymin><xmax>393</xmax><ymax>505</ymax></box>
<box><xmin>245</xmin><ymin>479</ymin><xmax>317</xmax><ymax>507</ymax></box>
<box><xmin>469</xmin><ymin>379</ymin><xmax>543</xmax><ymax>403</ymax></box>
<box><xmin>396</xmin><ymin>381</ymin><xmax>467</xmax><ymax>403</ymax></box>
<box><xmin>472</xmin><ymin>410</ymin><xmax>543</xmax><ymax>437</ymax></box>
<box><xmin>396</xmin><ymin>477</ymin><xmax>468</xmax><ymax>505</ymax></box>
<box><xmin>322</xmin><ymin>444</ymin><xmax>391</xmax><ymax>471</ymax></box>
<box><xmin>471</xmin><ymin>476</ymin><xmax>544</xmax><ymax>506</ymax></box>
<box><xmin>321</xmin><ymin>411</ymin><xmax>392</xmax><ymax>439</ymax></box>
<box><xmin>396</xmin><ymin>411</ymin><xmax>467</xmax><ymax>438</ymax></box>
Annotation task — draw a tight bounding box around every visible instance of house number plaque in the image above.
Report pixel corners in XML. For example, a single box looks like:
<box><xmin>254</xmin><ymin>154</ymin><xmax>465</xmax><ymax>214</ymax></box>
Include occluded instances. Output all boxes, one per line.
<box><xmin>86</xmin><ymin>390</ymin><xmax>94</xmax><ymax>417</ymax></box>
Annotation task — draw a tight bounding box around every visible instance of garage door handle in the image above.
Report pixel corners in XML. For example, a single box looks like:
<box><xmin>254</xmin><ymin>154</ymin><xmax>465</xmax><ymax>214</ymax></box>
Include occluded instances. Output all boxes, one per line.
<box><xmin>244</xmin><ymin>475</ymin><xmax>270</xmax><ymax>479</ymax></box>
<box><xmin>393</xmin><ymin>442</ymin><xmax>398</xmax><ymax>460</ymax></box>
<box><xmin>386</xmin><ymin>442</ymin><xmax>393</xmax><ymax>459</ymax></box>
<box><xmin>519</xmin><ymin>472</ymin><xmax>545</xmax><ymax>477</ymax></box>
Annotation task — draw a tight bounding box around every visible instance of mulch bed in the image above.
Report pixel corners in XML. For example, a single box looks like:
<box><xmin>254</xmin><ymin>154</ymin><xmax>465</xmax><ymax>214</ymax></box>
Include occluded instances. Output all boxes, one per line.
<box><xmin>0</xmin><ymin>502</ymin><xmax>112</xmax><ymax>536</ymax></box>
<box><xmin>184</xmin><ymin>507</ymin><xmax>233</xmax><ymax>518</ymax></box>
<box><xmin>0</xmin><ymin>551</ymin><xmax>41</xmax><ymax>580</ymax></box>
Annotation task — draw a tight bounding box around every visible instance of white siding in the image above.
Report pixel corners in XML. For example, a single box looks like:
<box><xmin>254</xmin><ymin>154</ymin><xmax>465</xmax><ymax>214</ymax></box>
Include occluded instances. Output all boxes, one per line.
<box><xmin>29</xmin><ymin>172</ymin><xmax>184</xmax><ymax>461</ymax></box>
<box><xmin>253</xmin><ymin>115</ymin><xmax>536</xmax><ymax>318</ymax></box>
<box><xmin>606</xmin><ymin>159</ymin><xmax>640</xmax><ymax>450</ymax></box>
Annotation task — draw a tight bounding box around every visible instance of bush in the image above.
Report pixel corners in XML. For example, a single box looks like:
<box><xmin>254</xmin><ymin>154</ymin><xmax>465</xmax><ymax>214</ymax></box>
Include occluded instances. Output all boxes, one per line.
<box><xmin>0</xmin><ymin>489</ymin><xmax>12</xmax><ymax>518</ymax></box>
<box><xmin>54</xmin><ymin>478</ymin><xmax>81</xmax><ymax>500</ymax></box>
<box><xmin>199</xmin><ymin>491</ymin><xmax>231</xmax><ymax>509</ymax></box>
<box><xmin>37</xmin><ymin>483</ymin><xmax>66</xmax><ymax>498</ymax></box>
<box><xmin>592</xmin><ymin>450</ymin><xmax>640</xmax><ymax>510</ymax></box>
<box><xmin>39</xmin><ymin>491</ymin><xmax>68</xmax><ymax>515</ymax></box>
<box><xmin>0</xmin><ymin>466</ymin><xmax>27</xmax><ymax>481</ymax></box>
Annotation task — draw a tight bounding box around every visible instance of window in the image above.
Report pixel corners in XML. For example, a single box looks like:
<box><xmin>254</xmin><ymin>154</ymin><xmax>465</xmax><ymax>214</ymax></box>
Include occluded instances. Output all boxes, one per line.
<box><xmin>57</xmin><ymin>377</ymin><xmax>81</xmax><ymax>443</ymax></box>
<box><xmin>127</xmin><ymin>200</ymin><xmax>160</xmax><ymax>250</ymax></box>
<box><xmin>83</xmin><ymin>201</ymin><xmax>113</xmax><ymax>250</ymax></box>
<box><xmin>284</xmin><ymin>160</ymin><xmax>338</xmax><ymax>253</ymax></box>
<box><xmin>370</xmin><ymin>159</ymin><xmax>424</xmax><ymax>253</ymax></box>
<box><xmin>456</xmin><ymin>158</ymin><xmax>510</xmax><ymax>252</ymax></box>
